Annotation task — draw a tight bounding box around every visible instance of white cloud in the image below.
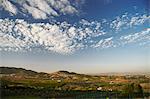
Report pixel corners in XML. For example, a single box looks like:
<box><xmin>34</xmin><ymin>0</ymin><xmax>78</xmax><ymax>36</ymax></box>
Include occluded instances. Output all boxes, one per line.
<box><xmin>0</xmin><ymin>0</ymin><xmax>78</xmax><ymax>19</ymax></box>
<box><xmin>110</xmin><ymin>13</ymin><xmax>149</xmax><ymax>31</ymax></box>
<box><xmin>48</xmin><ymin>0</ymin><xmax>78</xmax><ymax>14</ymax></box>
<box><xmin>22</xmin><ymin>0</ymin><xmax>59</xmax><ymax>19</ymax></box>
<box><xmin>120</xmin><ymin>28</ymin><xmax>150</xmax><ymax>45</ymax></box>
<box><xmin>1</xmin><ymin>0</ymin><xmax>18</xmax><ymax>15</ymax></box>
<box><xmin>128</xmin><ymin>15</ymin><xmax>149</xmax><ymax>27</ymax></box>
<box><xmin>0</xmin><ymin>19</ymin><xmax>106</xmax><ymax>54</ymax></box>
<box><xmin>110</xmin><ymin>15</ymin><xmax>128</xmax><ymax>30</ymax></box>
<box><xmin>23</xmin><ymin>4</ymin><xmax>47</xmax><ymax>19</ymax></box>
<box><xmin>60</xmin><ymin>5</ymin><xmax>77</xmax><ymax>14</ymax></box>
<box><xmin>92</xmin><ymin>37</ymin><xmax>114</xmax><ymax>48</ymax></box>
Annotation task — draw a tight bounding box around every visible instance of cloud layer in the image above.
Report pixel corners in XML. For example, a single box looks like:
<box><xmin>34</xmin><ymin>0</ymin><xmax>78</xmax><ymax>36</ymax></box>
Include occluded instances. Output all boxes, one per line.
<box><xmin>0</xmin><ymin>0</ymin><xmax>149</xmax><ymax>54</ymax></box>
<box><xmin>0</xmin><ymin>12</ymin><xmax>149</xmax><ymax>54</ymax></box>
<box><xmin>0</xmin><ymin>18</ymin><xmax>105</xmax><ymax>53</ymax></box>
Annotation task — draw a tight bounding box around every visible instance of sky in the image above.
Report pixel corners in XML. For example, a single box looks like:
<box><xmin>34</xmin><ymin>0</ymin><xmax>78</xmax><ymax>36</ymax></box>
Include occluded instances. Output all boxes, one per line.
<box><xmin>0</xmin><ymin>0</ymin><xmax>149</xmax><ymax>74</ymax></box>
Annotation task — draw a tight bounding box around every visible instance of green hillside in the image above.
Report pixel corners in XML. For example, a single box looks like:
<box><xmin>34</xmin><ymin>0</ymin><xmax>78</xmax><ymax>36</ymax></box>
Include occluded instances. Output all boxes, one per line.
<box><xmin>0</xmin><ymin>67</ymin><xmax>38</xmax><ymax>76</ymax></box>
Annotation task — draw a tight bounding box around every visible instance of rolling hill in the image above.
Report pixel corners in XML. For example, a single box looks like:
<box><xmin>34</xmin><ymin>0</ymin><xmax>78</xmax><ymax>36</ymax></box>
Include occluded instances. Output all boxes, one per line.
<box><xmin>0</xmin><ymin>67</ymin><xmax>82</xmax><ymax>80</ymax></box>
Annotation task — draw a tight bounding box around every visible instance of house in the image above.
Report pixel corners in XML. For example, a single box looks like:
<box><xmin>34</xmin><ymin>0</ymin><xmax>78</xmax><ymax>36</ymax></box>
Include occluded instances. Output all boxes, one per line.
<box><xmin>97</xmin><ymin>87</ymin><xmax>102</xmax><ymax>91</ymax></box>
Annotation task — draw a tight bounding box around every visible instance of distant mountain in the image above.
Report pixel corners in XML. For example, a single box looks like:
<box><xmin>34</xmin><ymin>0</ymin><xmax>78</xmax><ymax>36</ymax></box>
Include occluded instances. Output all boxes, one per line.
<box><xmin>0</xmin><ymin>67</ymin><xmax>38</xmax><ymax>76</ymax></box>
<box><xmin>0</xmin><ymin>67</ymin><xmax>82</xmax><ymax>80</ymax></box>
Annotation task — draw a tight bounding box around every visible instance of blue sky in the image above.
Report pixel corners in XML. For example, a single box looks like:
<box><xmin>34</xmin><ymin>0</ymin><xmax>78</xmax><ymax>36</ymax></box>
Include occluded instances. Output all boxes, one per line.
<box><xmin>0</xmin><ymin>0</ymin><xmax>149</xmax><ymax>73</ymax></box>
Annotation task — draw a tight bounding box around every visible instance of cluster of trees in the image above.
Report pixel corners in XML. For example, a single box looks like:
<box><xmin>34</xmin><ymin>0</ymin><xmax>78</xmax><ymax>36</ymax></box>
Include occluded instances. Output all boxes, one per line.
<box><xmin>123</xmin><ymin>83</ymin><xmax>144</xmax><ymax>98</ymax></box>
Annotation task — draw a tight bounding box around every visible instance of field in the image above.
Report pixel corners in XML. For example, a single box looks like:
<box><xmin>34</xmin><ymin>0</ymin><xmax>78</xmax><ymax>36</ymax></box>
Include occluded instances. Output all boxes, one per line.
<box><xmin>0</xmin><ymin>67</ymin><xmax>150</xmax><ymax>98</ymax></box>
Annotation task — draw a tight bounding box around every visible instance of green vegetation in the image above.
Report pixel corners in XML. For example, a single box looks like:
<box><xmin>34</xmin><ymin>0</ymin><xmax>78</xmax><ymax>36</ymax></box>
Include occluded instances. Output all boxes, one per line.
<box><xmin>0</xmin><ymin>67</ymin><xmax>150</xmax><ymax>98</ymax></box>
